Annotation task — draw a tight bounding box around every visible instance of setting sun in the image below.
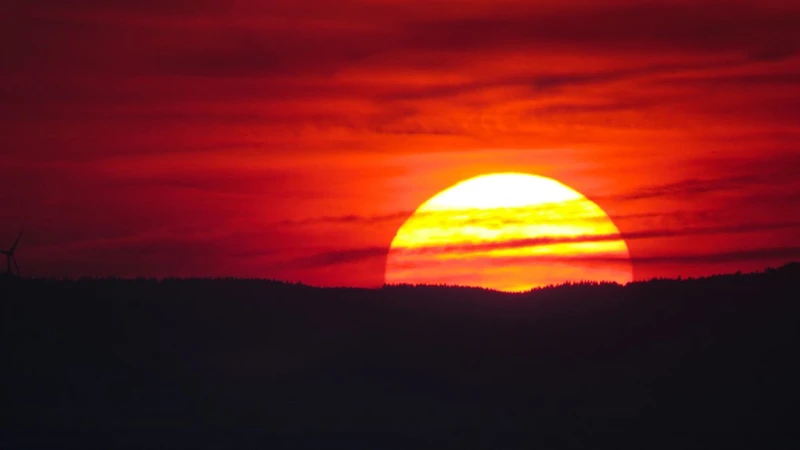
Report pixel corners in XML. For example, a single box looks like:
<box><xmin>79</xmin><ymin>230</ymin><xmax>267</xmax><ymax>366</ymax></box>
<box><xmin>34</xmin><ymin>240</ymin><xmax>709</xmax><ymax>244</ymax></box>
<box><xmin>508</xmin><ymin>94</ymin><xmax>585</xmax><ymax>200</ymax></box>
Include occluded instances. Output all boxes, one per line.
<box><xmin>385</xmin><ymin>173</ymin><xmax>632</xmax><ymax>292</ymax></box>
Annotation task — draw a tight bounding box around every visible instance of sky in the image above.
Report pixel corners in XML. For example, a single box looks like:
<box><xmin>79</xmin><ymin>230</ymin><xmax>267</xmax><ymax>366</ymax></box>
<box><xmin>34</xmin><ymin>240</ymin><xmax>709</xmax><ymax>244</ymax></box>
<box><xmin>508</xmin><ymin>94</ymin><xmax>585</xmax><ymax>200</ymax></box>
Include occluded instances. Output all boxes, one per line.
<box><xmin>1</xmin><ymin>0</ymin><xmax>799</xmax><ymax>287</ymax></box>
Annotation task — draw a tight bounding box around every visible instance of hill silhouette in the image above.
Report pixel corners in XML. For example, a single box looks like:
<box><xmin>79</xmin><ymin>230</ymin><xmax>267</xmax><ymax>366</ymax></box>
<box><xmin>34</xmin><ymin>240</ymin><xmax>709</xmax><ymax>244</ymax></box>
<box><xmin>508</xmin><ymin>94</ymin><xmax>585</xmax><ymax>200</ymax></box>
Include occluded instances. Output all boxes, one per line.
<box><xmin>2</xmin><ymin>264</ymin><xmax>799</xmax><ymax>449</ymax></box>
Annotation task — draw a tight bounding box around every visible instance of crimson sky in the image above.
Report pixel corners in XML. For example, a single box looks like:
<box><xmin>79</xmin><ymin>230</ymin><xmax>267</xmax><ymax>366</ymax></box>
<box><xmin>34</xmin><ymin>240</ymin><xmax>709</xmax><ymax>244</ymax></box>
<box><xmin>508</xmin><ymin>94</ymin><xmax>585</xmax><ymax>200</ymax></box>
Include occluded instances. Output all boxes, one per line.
<box><xmin>1</xmin><ymin>0</ymin><xmax>799</xmax><ymax>286</ymax></box>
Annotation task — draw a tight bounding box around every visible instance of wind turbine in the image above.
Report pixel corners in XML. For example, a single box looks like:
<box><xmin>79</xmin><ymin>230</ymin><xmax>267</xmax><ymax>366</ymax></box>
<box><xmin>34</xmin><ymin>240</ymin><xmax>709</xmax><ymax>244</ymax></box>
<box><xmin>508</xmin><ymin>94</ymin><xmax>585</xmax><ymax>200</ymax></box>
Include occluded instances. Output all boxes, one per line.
<box><xmin>1</xmin><ymin>230</ymin><xmax>22</xmax><ymax>277</ymax></box>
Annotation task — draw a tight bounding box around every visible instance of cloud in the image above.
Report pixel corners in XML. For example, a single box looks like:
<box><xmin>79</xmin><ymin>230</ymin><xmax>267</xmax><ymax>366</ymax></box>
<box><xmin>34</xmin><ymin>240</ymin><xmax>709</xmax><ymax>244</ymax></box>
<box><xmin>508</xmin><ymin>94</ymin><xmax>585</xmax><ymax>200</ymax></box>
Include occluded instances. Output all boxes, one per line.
<box><xmin>396</xmin><ymin>246</ymin><xmax>800</xmax><ymax>269</ymax></box>
<box><xmin>5</xmin><ymin>0</ymin><xmax>797</xmax><ymax>145</ymax></box>
<box><xmin>618</xmin><ymin>176</ymin><xmax>758</xmax><ymax>201</ymax></box>
<box><xmin>630</xmin><ymin>247</ymin><xmax>800</xmax><ymax>265</ymax></box>
<box><xmin>15</xmin><ymin>0</ymin><xmax>242</xmax><ymax>22</ymax></box>
<box><xmin>403</xmin><ymin>3</ymin><xmax>799</xmax><ymax>56</ymax></box>
<box><xmin>288</xmin><ymin>221</ymin><xmax>800</xmax><ymax>269</ymax></box>
<box><xmin>11</xmin><ymin>1</ymin><xmax>797</xmax><ymax>78</ymax></box>
<box><xmin>285</xmin><ymin>246</ymin><xmax>388</xmax><ymax>269</ymax></box>
<box><xmin>393</xmin><ymin>222</ymin><xmax>800</xmax><ymax>256</ymax></box>
<box><xmin>3</xmin><ymin>0</ymin><xmax>799</xmax><ymax>284</ymax></box>
<box><xmin>274</xmin><ymin>204</ymin><xmax>663</xmax><ymax>230</ymax></box>
<box><xmin>383</xmin><ymin>246</ymin><xmax>800</xmax><ymax>283</ymax></box>
<box><xmin>279</xmin><ymin>211</ymin><xmax>412</xmax><ymax>227</ymax></box>
<box><xmin>270</xmin><ymin>169</ymin><xmax>791</xmax><ymax>231</ymax></box>
<box><xmin>125</xmin><ymin>3</ymin><xmax>799</xmax><ymax>90</ymax></box>
<box><xmin>657</xmin><ymin>72</ymin><xmax>800</xmax><ymax>88</ymax></box>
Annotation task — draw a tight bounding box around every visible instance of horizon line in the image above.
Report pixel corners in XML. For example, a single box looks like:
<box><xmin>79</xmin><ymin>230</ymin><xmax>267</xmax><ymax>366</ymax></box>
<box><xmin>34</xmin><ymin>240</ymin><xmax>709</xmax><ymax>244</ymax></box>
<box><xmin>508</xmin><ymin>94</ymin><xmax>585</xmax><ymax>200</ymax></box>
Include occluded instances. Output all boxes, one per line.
<box><xmin>4</xmin><ymin>261</ymin><xmax>797</xmax><ymax>294</ymax></box>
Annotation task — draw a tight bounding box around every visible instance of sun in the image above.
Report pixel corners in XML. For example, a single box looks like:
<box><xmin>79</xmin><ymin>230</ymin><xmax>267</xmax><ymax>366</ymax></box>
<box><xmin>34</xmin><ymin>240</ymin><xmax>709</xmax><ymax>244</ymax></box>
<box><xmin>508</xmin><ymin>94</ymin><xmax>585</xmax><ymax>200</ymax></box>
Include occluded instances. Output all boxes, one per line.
<box><xmin>385</xmin><ymin>173</ymin><xmax>632</xmax><ymax>292</ymax></box>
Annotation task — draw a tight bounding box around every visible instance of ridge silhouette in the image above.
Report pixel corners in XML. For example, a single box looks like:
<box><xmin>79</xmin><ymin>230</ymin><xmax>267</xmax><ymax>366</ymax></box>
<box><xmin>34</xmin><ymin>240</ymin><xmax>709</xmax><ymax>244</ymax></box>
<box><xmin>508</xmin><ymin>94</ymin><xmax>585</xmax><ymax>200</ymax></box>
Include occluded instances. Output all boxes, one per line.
<box><xmin>2</xmin><ymin>263</ymin><xmax>798</xmax><ymax>449</ymax></box>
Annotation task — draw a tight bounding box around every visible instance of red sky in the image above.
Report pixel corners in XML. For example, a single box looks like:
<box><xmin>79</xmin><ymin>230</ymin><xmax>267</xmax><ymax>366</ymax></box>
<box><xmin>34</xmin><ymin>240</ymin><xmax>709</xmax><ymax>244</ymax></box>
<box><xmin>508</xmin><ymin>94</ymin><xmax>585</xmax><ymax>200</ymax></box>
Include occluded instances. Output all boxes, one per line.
<box><xmin>1</xmin><ymin>0</ymin><xmax>799</xmax><ymax>286</ymax></box>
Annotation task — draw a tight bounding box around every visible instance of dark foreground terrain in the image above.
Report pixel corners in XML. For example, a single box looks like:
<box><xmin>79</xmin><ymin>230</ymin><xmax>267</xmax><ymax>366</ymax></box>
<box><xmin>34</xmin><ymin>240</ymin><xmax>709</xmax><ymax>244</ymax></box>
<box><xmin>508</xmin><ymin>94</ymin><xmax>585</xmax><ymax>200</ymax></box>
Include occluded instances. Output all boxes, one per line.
<box><xmin>2</xmin><ymin>264</ymin><xmax>799</xmax><ymax>449</ymax></box>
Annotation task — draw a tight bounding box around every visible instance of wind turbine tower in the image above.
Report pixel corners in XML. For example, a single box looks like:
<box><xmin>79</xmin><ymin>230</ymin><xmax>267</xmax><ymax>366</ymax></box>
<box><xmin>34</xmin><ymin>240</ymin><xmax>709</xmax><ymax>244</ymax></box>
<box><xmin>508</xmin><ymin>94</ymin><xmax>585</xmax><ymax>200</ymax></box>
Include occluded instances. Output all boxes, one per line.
<box><xmin>1</xmin><ymin>230</ymin><xmax>23</xmax><ymax>277</ymax></box>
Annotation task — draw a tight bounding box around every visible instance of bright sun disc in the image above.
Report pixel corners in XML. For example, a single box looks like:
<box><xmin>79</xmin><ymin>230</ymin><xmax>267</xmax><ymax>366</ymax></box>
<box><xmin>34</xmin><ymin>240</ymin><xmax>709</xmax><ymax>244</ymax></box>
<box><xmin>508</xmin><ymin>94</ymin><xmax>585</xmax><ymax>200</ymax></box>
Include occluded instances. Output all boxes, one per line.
<box><xmin>385</xmin><ymin>173</ymin><xmax>632</xmax><ymax>292</ymax></box>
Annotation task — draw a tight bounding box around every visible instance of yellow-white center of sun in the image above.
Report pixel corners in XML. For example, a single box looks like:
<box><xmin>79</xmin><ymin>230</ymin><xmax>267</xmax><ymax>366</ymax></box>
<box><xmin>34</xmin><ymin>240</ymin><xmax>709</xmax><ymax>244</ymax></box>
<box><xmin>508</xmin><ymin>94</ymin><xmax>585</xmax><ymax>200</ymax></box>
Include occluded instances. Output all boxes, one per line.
<box><xmin>385</xmin><ymin>173</ymin><xmax>632</xmax><ymax>292</ymax></box>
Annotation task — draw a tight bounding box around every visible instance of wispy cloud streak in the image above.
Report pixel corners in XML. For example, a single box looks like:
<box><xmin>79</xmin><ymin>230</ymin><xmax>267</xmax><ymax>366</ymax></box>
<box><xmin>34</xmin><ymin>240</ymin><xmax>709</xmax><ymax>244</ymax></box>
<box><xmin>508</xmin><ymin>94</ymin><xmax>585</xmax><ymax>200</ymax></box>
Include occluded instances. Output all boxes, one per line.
<box><xmin>290</xmin><ymin>221</ymin><xmax>800</xmax><ymax>269</ymax></box>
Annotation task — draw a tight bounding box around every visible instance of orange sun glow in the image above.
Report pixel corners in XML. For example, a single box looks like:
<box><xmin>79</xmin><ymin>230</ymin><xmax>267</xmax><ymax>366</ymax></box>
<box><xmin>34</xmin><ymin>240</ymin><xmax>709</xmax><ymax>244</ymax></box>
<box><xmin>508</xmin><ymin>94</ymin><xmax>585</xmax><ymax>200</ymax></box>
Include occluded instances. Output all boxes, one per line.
<box><xmin>385</xmin><ymin>173</ymin><xmax>633</xmax><ymax>292</ymax></box>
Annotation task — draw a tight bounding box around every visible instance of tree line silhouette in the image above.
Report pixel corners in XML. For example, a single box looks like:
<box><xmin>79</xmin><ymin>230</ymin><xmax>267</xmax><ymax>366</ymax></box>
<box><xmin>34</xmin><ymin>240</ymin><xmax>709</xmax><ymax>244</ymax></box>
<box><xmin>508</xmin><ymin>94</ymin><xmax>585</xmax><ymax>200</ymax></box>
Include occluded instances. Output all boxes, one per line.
<box><xmin>2</xmin><ymin>263</ymin><xmax>798</xmax><ymax>449</ymax></box>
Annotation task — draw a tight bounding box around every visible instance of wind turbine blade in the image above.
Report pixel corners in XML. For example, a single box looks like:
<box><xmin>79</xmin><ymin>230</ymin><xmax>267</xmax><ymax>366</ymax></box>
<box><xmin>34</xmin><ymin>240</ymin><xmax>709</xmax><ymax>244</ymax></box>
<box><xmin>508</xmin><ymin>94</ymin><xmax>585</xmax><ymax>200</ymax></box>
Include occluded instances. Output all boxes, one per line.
<box><xmin>12</xmin><ymin>256</ymin><xmax>20</xmax><ymax>276</ymax></box>
<box><xmin>11</xmin><ymin>229</ymin><xmax>22</xmax><ymax>252</ymax></box>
